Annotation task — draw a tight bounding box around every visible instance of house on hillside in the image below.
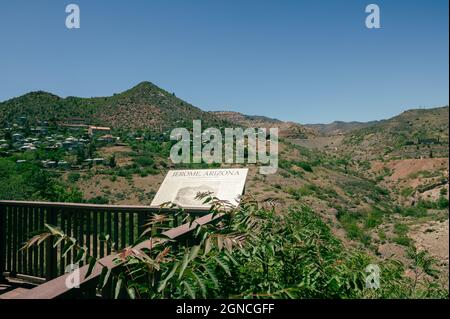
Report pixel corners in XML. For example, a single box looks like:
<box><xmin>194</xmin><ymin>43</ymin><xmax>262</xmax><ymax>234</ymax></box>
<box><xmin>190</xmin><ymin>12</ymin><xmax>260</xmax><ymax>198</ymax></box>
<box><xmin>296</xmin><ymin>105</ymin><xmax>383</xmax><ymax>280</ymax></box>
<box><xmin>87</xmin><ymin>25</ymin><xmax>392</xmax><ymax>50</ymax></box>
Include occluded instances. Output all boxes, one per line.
<box><xmin>12</xmin><ymin>133</ymin><xmax>23</xmax><ymax>142</ymax></box>
<box><xmin>57</xmin><ymin>161</ymin><xmax>70</xmax><ymax>169</ymax></box>
<box><xmin>62</xmin><ymin>137</ymin><xmax>83</xmax><ymax>151</ymax></box>
<box><xmin>42</xmin><ymin>160</ymin><xmax>57</xmax><ymax>168</ymax></box>
<box><xmin>88</xmin><ymin>126</ymin><xmax>111</xmax><ymax>136</ymax></box>
<box><xmin>97</xmin><ymin>134</ymin><xmax>116</xmax><ymax>144</ymax></box>
<box><xmin>92</xmin><ymin>157</ymin><xmax>105</xmax><ymax>165</ymax></box>
<box><xmin>37</xmin><ymin>120</ymin><xmax>49</xmax><ymax>127</ymax></box>
<box><xmin>84</xmin><ymin>158</ymin><xmax>105</xmax><ymax>166</ymax></box>
<box><xmin>20</xmin><ymin>143</ymin><xmax>37</xmax><ymax>152</ymax></box>
<box><xmin>31</xmin><ymin>127</ymin><xmax>48</xmax><ymax>135</ymax></box>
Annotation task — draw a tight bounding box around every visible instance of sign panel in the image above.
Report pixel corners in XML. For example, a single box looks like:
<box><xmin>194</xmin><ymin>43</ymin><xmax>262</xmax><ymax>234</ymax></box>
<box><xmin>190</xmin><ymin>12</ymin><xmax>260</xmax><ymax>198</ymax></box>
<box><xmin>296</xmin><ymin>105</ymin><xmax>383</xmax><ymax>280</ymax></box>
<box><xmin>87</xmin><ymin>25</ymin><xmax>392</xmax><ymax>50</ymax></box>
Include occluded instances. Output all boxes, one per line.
<box><xmin>150</xmin><ymin>168</ymin><xmax>248</xmax><ymax>210</ymax></box>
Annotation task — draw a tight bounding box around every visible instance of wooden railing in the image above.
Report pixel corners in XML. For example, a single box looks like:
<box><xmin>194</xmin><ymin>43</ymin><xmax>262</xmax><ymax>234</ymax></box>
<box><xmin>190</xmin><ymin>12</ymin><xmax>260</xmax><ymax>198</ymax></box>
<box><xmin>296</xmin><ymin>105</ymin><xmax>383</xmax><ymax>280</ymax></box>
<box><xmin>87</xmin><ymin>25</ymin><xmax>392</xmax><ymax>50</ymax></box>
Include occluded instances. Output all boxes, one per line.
<box><xmin>15</xmin><ymin>213</ymin><xmax>221</xmax><ymax>299</ymax></box>
<box><xmin>0</xmin><ymin>200</ymin><xmax>209</xmax><ymax>286</ymax></box>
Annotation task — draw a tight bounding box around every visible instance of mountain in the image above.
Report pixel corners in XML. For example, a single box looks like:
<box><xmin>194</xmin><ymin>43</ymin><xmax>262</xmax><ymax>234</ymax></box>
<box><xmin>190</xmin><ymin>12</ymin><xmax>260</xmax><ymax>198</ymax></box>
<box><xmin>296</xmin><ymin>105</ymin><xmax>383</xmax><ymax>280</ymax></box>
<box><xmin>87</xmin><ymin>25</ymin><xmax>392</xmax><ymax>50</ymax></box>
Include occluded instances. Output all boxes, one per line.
<box><xmin>0</xmin><ymin>81</ymin><xmax>229</xmax><ymax>131</ymax></box>
<box><xmin>341</xmin><ymin>106</ymin><xmax>449</xmax><ymax>160</ymax></box>
<box><xmin>305</xmin><ymin>120</ymin><xmax>382</xmax><ymax>135</ymax></box>
<box><xmin>213</xmin><ymin>111</ymin><xmax>317</xmax><ymax>139</ymax></box>
<box><xmin>0</xmin><ymin>82</ymin><xmax>317</xmax><ymax>138</ymax></box>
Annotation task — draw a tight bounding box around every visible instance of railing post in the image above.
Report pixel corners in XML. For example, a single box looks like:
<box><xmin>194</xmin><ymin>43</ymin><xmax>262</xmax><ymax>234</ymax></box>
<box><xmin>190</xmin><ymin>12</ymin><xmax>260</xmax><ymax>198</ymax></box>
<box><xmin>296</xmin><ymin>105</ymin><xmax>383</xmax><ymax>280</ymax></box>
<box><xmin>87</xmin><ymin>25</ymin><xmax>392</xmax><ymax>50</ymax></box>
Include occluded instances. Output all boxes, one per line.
<box><xmin>45</xmin><ymin>208</ymin><xmax>58</xmax><ymax>280</ymax></box>
<box><xmin>0</xmin><ymin>204</ymin><xmax>6</xmax><ymax>282</ymax></box>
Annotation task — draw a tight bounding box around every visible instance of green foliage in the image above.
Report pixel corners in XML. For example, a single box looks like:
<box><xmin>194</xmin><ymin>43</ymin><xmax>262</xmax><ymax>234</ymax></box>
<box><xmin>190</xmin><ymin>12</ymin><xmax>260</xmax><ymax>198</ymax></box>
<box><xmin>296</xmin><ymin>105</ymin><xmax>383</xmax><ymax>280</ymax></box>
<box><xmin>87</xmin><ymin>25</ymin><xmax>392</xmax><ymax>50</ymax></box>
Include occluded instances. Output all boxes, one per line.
<box><xmin>23</xmin><ymin>198</ymin><xmax>446</xmax><ymax>299</ymax></box>
<box><xmin>336</xmin><ymin>177</ymin><xmax>389</xmax><ymax>203</ymax></box>
<box><xmin>437</xmin><ymin>196</ymin><xmax>449</xmax><ymax>209</ymax></box>
<box><xmin>395</xmin><ymin>205</ymin><xmax>427</xmax><ymax>218</ymax></box>
<box><xmin>378</xmin><ymin>229</ymin><xmax>386</xmax><ymax>241</ymax></box>
<box><xmin>393</xmin><ymin>223</ymin><xmax>411</xmax><ymax>247</ymax></box>
<box><xmin>108</xmin><ymin>155</ymin><xmax>117</xmax><ymax>168</ymax></box>
<box><xmin>295</xmin><ymin>161</ymin><xmax>313</xmax><ymax>172</ymax></box>
<box><xmin>364</xmin><ymin>209</ymin><xmax>384</xmax><ymax>229</ymax></box>
<box><xmin>336</xmin><ymin>209</ymin><xmax>371</xmax><ymax>245</ymax></box>
<box><xmin>400</xmin><ymin>187</ymin><xmax>415</xmax><ymax>198</ymax></box>
<box><xmin>134</xmin><ymin>156</ymin><xmax>155</xmax><ymax>167</ymax></box>
<box><xmin>222</xmin><ymin>206</ymin><xmax>369</xmax><ymax>298</ymax></box>
<box><xmin>87</xmin><ymin>196</ymin><xmax>109</xmax><ymax>204</ymax></box>
<box><xmin>67</xmin><ymin>172</ymin><xmax>81</xmax><ymax>183</ymax></box>
<box><xmin>416</xmin><ymin>197</ymin><xmax>449</xmax><ymax>210</ymax></box>
<box><xmin>287</xmin><ymin>184</ymin><xmax>320</xmax><ymax>200</ymax></box>
<box><xmin>298</xmin><ymin>184</ymin><xmax>318</xmax><ymax>196</ymax></box>
<box><xmin>0</xmin><ymin>158</ymin><xmax>83</xmax><ymax>202</ymax></box>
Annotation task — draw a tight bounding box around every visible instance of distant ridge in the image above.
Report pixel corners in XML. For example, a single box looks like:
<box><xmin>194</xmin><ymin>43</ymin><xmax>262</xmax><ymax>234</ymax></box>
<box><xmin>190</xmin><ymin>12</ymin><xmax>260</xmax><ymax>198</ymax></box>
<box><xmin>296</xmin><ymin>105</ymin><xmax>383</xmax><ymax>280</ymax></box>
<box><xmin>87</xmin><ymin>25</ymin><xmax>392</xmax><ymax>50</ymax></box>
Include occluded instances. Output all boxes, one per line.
<box><xmin>212</xmin><ymin>111</ymin><xmax>317</xmax><ymax>138</ymax></box>
<box><xmin>305</xmin><ymin>120</ymin><xmax>382</xmax><ymax>135</ymax></box>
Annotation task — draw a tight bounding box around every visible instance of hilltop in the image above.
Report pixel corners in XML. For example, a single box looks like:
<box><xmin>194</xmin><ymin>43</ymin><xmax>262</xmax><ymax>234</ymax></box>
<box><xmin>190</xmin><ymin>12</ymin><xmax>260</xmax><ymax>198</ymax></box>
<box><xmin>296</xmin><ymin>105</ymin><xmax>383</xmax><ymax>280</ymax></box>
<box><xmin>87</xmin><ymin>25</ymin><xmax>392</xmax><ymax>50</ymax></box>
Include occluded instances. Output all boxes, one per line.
<box><xmin>0</xmin><ymin>82</ymin><xmax>228</xmax><ymax>131</ymax></box>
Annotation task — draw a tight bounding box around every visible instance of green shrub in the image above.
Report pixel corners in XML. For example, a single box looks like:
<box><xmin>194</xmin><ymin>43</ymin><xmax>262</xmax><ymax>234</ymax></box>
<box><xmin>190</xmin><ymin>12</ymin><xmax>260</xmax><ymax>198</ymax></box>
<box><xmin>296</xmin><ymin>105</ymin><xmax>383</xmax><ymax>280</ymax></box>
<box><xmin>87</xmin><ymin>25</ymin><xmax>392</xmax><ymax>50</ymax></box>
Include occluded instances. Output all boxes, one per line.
<box><xmin>378</xmin><ymin>229</ymin><xmax>386</xmax><ymax>241</ymax></box>
<box><xmin>67</xmin><ymin>172</ymin><xmax>81</xmax><ymax>183</ymax></box>
<box><xmin>364</xmin><ymin>209</ymin><xmax>384</xmax><ymax>229</ymax></box>
<box><xmin>393</xmin><ymin>223</ymin><xmax>411</xmax><ymax>247</ymax></box>
<box><xmin>437</xmin><ymin>196</ymin><xmax>449</xmax><ymax>209</ymax></box>
<box><xmin>398</xmin><ymin>206</ymin><xmax>427</xmax><ymax>217</ymax></box>
<box><xmin>393</xmin><ymin>236</ymin><xmax>411</xmax><ymax>246</ymax></box>
<box><xmin>298</xmin><ymin>184</ymin><xmax>318</xmax><ymax>196</ymax></box>
<box><xmin>296</xmin><ymin>161</ymin><xmax>313</xmax><ymax>172</ymax></box>
<box><xmin>400</xmin><ymin>187</ymin><xmax>414</xmax><ymax>198</ymax></box>
<box><xmin>24</xmin><ymin>200</ymin><xmax>447</xmax><ymax>299</ymax></box>
<box><xmin>336</xmin><ymin>209</ymin><xmax>371</xmax><ymax>245</ymax></box>
<box><xmin>135</xmin><ymin>156</ymin><xmax>155</xmax><ymax>167</ymax></box>
<box><xmin>87</xmin><ymin>196</ymin><xmax>109</xmax><ymax>204</ymax></box>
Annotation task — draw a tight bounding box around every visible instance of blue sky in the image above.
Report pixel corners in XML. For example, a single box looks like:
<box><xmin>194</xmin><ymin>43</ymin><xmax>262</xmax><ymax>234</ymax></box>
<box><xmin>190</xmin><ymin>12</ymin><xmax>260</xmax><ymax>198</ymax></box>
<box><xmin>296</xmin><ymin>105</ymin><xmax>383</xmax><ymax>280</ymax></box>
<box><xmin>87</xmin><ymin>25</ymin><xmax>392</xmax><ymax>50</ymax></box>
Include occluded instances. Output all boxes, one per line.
<box><xmin>0</xmin><ymin>0</ymin><xmax>448</xmax><ymax>123</ymax></box>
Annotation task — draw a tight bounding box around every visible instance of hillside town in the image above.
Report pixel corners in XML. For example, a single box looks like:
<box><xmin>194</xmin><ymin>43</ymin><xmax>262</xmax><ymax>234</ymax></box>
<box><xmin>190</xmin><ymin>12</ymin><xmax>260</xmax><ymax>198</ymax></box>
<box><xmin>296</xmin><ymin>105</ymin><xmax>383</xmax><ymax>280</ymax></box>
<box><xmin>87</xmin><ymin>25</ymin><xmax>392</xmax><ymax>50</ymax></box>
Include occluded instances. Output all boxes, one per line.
<box><xmin>0</xmin><ymin>116</ymin><xmax>120</xmax><ymax>170</ymax></box>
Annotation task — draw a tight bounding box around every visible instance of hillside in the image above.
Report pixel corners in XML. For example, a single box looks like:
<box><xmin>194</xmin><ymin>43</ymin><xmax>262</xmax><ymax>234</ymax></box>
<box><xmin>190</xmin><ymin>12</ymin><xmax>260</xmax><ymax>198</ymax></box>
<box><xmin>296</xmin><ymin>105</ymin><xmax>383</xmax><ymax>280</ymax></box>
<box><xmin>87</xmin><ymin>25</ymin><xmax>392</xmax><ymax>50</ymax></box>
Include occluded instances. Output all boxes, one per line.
<box><xmin>305</xmin><ymin>120</ymin><xmax>381</xmax><ymax>135</ymax></box>
<box><xmin>341</xmin><ymin>106</ymin><xmax>449</xmax><ymax>161</ymax></box>
<box><xmin>293</xmin><ymin>107</ymin><xmax>449</xmax><ymax>160</ymax></box>
<box><xmin>0</xmin><ymin>82</ymin><xmax>229</xmax><ymax>131</ymax></box>
<box><xmin>213</xmin><ymin>111</ymin><xmax>318</xmax><ymax>139</ymax></box>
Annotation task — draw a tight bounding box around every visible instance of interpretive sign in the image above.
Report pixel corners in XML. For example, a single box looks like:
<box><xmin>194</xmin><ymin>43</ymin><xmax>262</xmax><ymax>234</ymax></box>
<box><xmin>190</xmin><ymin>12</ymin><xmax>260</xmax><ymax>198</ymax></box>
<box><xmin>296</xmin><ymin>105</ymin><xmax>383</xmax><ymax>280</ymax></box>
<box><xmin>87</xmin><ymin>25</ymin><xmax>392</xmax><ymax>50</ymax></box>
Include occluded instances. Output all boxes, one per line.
<box><xmin>150</xmin><ymin>168</ymin><xmax>249</xmax><ymax>210</ymax></box>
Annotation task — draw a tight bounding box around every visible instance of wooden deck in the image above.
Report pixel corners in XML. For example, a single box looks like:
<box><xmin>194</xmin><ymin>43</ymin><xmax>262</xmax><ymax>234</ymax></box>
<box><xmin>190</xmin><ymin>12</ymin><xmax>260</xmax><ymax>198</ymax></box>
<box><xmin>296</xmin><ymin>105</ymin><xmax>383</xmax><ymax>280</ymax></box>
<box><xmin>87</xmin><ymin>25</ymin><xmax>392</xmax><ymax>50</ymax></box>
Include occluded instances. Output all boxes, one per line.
<box><xmin>0</xmin><ymin>276</ymin><xmax>38</xmax><ymax>299</ymax></box>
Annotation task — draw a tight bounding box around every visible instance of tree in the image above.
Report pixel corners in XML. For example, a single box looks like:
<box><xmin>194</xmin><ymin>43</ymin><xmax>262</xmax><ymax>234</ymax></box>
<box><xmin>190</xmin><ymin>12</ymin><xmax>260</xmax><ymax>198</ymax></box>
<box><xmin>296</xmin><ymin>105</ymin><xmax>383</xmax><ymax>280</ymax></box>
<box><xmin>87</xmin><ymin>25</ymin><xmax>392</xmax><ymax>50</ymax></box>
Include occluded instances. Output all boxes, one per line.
<box><xmin>76</xmin><ymin>147</ymin><xmax>86</xmax><ymax>164</ymax></box>
<box><xmin>109</xmin><ymin>155</ymin><xmax>117</xmax><ymax>168</ymax></box>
